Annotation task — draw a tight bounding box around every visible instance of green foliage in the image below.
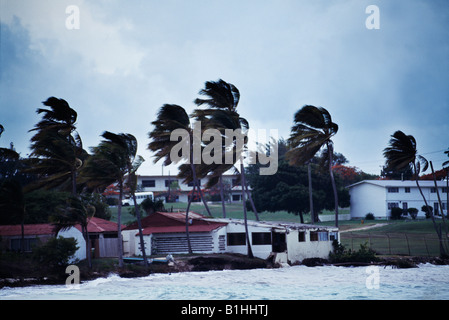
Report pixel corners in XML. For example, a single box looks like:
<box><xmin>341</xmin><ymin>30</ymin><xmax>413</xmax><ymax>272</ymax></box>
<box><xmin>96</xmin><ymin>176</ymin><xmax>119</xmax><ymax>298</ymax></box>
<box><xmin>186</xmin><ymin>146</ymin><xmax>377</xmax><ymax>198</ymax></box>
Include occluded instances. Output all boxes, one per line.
<box><xmin>33</xmin><ymin>236</ymin><xmax>79</xmax><ymax>270</ymax></box>
<box><xmin>422</xmin><ymin>205</ymin><xmax>433</xmax><ymax>219</ymax></box>
<box><xmin>329</xmin><ymin>240</ymin><xmax>378</xmax><ymax>263</ymax></box>
<box><xmin>390</xmin><ymin>207</ymin><xmax>404</xmax><ymax>220</ymax></box>
<box><xmin>407</xmin><ymin>207</ymin><xmax>419</xmax><ymax>220</ymax></box>
<box><xmin>365</xmin><ymin>212</ymin><xmax>375</xmax><ymax>220</ymax></box>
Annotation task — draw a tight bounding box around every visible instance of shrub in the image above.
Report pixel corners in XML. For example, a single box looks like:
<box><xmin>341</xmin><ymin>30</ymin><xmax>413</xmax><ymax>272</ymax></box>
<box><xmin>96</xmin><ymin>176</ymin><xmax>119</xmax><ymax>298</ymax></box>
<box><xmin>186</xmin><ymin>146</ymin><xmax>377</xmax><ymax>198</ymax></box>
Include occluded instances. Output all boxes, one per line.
<box><xmin>33</xmin><ymin>236</ymin><xmax>79</xmax><ymax>271</ymax></box>
<box><xmin>421</xmin><ymin>205</ymin><xmax>433</xmax><ymax>219</ymax></box>
<box><xmin>329</xmin><ymin>240</ymin><xmax>378</xmax><ymax>263</ymax></box>
<box><xmin>407</xmin><ymin>207</ymin><xmax>419</xmax><ymax>220</ymax></box>
<box><xmin>390</xmin><ymin>207</ymin><xmax>404</xmax><ymax>220</ymax></box>
<box><xmin>365</xmin><ymin>213</ymin><xmax>375</xmax><ymax>220</ymax></box>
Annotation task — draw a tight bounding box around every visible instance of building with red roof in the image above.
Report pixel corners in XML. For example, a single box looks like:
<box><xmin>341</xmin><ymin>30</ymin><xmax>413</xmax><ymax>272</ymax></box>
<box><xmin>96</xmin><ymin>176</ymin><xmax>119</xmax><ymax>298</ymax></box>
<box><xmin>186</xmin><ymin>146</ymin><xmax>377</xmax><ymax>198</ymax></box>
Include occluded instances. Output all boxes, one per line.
<box><xmin>122</xmin><ymin>211</ymin><xmax>227</xmax><ymax>255</ymax></box>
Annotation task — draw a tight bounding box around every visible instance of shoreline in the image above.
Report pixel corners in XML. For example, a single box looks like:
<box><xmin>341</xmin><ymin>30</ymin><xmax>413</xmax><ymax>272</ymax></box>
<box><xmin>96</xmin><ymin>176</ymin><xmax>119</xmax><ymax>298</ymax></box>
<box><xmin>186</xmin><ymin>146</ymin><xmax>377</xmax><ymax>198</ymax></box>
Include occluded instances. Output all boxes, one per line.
<box><xmin>1</xmin><ymin>253</ymin><xmax>449</xmax><ymax>289</ymax></box>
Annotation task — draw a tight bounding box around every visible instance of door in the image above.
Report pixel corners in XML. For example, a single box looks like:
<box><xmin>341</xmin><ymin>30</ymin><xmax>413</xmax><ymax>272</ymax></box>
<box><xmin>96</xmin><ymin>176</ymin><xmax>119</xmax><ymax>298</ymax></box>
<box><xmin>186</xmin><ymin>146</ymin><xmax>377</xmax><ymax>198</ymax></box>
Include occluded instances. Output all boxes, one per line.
<box><xmin>272</xmin><ymin>231</ymin><xmax>286</xmax><ymax>252</ymax></box>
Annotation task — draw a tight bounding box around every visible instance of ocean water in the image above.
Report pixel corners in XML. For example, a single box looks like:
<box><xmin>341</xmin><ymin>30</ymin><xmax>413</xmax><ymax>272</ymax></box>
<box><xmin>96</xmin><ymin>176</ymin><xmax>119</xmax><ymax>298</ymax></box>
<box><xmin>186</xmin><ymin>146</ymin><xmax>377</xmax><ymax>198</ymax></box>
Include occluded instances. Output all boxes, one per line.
<box><xmin>1</xmin><ymin>264</ymin><xmax>449</xmax><ymax>300</ymax></box>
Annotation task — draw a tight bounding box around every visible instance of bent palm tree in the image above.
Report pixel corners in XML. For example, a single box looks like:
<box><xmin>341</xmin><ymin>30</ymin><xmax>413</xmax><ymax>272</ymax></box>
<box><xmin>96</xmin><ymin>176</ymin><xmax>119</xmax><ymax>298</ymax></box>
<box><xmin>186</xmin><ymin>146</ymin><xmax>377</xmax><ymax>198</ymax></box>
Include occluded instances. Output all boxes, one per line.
<box><xmin>384</xmin><ymin>130</ymin><xmax>446</xmax><ymax>256</ymax></box>
<box><xmin>148</xmin><ymin>104</ymin><xmax>211</xmax><ymax>253</ymax></box>
<box><xmin>28</xmin><ymin>97</ymin><xmax>87</xmax><ymax>195</ymax></box>
<box><xmin>193</xmin><ymin>79</ymin><xmax>254</xmax><ymax>257</ymax></box>
<box><xmin>286</xmin><ymin>105</ymin><xmax>339</xmax><ymax>227</ymax></box>
<box><xmin>82</xmin><ymin>132</ymin><xmax>146</xmax><ymax>267</ymax></box>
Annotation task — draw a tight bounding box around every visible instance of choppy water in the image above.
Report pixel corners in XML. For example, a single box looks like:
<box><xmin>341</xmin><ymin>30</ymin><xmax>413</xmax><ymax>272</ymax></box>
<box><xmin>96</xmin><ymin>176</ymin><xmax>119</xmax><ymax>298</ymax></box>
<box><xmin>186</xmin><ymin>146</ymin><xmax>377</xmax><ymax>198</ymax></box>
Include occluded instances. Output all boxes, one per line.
<box><xmin>1</xmin><ymin>264</ymin><xmax>449</xmax><ymax>300</ymax></box>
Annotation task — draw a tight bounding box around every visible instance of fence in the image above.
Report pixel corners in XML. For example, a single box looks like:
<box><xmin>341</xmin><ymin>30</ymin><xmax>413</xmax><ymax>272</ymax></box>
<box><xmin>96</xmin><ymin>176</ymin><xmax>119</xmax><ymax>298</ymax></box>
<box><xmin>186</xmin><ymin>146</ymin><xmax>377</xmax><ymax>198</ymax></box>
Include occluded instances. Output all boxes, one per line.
<box><xmin>340</xmin><ymin>232</ymin><xmax>449</xmax><ymax>257</ymax></box>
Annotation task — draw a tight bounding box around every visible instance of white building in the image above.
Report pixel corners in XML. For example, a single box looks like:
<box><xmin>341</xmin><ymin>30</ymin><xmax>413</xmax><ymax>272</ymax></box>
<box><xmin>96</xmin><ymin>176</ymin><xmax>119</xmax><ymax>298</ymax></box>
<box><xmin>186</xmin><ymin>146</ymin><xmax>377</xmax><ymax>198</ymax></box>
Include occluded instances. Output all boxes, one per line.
<box><xmin>122</xmin><ymin>211</ymin><xmax>339</xmax><ymax>264</ymax></box>
<box><xmin>347</xmin><ymin>180</ymin><xmax>449</xmax><ymax>219</ymax></box>
<box><xmin>136</xmin><ymin>174</ymin><xmax>247</xmax><ymax>203</ymax></box>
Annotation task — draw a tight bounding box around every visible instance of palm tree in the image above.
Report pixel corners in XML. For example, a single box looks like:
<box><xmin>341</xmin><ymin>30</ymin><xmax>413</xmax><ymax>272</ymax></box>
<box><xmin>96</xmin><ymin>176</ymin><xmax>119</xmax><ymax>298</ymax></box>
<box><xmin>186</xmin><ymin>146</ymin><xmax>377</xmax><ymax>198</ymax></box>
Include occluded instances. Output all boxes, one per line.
<box><xmin>148</xmin><ymin>104</ymin><xmax>211</xmax><ymax>254</ymax></box>
<box><xmin>82</xmin><ymin>131</ymin><xmax>145</xmax><ymax>267</ymax></box>
<box><xmin>384</xmin><ymin>130</ymin><xmax>446</xmax><ymax>256</ymax></box>
<box><xmin>285</xmin><ymin>105</ymin><xmax>339</xmax><ymax>227</ymax></box>
<box><xmin>28</xmin><ymin>97</ymin><xmax>87</xmax><ymax>195</ymax></box>
<box><xmin>193</xmin><ymin>79</ymin><xmax>254</xmax><ymax>257</ymax></box>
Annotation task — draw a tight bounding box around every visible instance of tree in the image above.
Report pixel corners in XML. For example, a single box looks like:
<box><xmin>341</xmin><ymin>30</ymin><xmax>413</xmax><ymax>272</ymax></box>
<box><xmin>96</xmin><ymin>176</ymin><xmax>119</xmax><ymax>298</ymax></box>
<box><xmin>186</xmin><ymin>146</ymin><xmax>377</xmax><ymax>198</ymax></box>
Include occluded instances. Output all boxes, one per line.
<box><xmin>148</xmin><ymin>104</ymin><xmax>211</xmax><ymax>254</ymax></box>
<box><xmin>193</xmin><ymin>79</ymin><xmax>254</xmax><ymax>257</ymax></box>
<box><xmin>384</xmin><ymin>130</ymin><xmax>447</xmax><ymax>256</ymax></box>
<box><xmin>286</xmin><ymin>105</ymin><xmax>340</xmax><ymax>227</ymax></box>
<box><xmin>27</xmin><ymin>97</ymin><xmax>88</xmax><ymax>195</ymax></box>
<box><xmin>82</xmin><ymin>132</ymin><xmax>146</xmax><ymax>267</ymax></box>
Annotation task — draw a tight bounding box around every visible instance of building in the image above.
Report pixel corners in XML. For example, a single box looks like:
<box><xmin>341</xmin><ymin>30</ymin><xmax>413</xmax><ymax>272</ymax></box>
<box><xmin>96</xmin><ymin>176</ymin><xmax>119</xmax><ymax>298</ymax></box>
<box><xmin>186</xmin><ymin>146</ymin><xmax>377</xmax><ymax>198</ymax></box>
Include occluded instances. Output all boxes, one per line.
<box><xmin>123</xmin><ymin>211</ymin><xmax>339</xmax><ymax>264</ymax></box>
<box><xmin>0</xmin><ymin>223</ymin><xmax>56</xmax><ymax>253</ymax></box>
<box><xmin>122</xmin><ymin>211</ymin><xmax>228</xmax><ymax>256</ymax></box>
<box><xmin>58</xmin><ymin>217</ymin><xmax>122</xmax><ymax>261</ymax></box>
<box><xmin>0</xmin><ymin>217</ymin><xmax>122</xmax><ymax>262</ymax></box>
<box><xmin>135</xmin><ymin>174</ymin><xmax>247</xmax><ymax>203</ymax></box>
<box><xmin>347</xmin><ymin>180</ymin><xmax>449</xmax><ymax>219</ymax></box>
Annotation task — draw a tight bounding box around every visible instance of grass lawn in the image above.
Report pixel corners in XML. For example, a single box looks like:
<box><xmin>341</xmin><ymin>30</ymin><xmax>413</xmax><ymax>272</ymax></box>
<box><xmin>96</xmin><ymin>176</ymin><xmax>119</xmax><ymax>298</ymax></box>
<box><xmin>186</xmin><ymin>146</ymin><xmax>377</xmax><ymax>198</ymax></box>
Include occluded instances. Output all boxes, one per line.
<box><xmin>109</xmin><ymin>202</ymin><xmax>350</xmax><ymax>226</ymax></box>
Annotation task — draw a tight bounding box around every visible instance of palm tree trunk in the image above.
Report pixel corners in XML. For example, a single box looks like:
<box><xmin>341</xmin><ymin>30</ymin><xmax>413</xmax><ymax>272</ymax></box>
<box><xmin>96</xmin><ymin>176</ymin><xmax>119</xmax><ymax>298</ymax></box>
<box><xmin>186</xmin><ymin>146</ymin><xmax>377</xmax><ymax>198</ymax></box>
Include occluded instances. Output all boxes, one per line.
<box><xmin>117</xmin><ymin>180</ymin><xmax>124</xmax><ymax>268</ymax></box>
<box><xmin>414</xmin><ymin>163</ymin><xmax>446</xmax><ymax>256</ymax></box>
<box><xmin>240</xmin><ymin>162</ymin><xmax>254</xmax><ymax>258</ymax></box>
<box><xmin>185</xmin><ymin>184</ymin><xmax>194</xmax><ymax>254</ymax></box>
<box><xmin>327</xmin><ymin>142</ymin><xmax>339</xmax><ymax>228</ymax></box>
<box><xmin>82</xmin><ymin>224</ymin><xmax>92</xmax><ymax>269</ymax></box>
<box><xmin>245</xmin><ymin>182</ymin><xmax>259</xmax><ymax>221</ymax></box>
<box><xmin>132</xmin><ymin>193</ymin><xmax>148</xmax><ymax>267</ymax></box>
<box><xmin>219</xmin><ymin>175</ymin><xmax>227</xmax><ymax>218</ymax></box>
<box><xmin>308</xmin><ymin>162</ymin><xmax>315</xmax><ymax>224</ymax></box>
<box><xmin>430</xmin><ymin>161</ymin><xmax>449</xmax><ymax>252</ymax></box>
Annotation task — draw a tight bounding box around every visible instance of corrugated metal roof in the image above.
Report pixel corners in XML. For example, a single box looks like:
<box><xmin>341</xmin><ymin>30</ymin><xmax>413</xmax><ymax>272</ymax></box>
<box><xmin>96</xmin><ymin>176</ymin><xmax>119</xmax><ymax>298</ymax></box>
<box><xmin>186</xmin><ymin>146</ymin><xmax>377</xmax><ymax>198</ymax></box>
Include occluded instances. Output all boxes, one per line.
<box><xmin>123</xmin><ymin>211</ymin><xmax>227</xmax><ymax>235</ymax></box>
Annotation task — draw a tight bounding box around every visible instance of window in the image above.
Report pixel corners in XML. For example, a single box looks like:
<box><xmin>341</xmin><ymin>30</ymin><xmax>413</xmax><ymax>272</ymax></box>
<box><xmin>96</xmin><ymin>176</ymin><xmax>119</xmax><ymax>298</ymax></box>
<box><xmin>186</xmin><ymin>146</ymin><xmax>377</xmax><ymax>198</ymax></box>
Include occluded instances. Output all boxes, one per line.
<box><xmin>405</xmin><ymin>187</ymin><xmax>411</xmax><ymax>193</ymax></box>
<box><xmin>252</xmin><ymin>232</ymin><xmax>271</xmax><ymax>245</ymax></box>
<box><xmin>298</xmin><ymin>231</ymin><xmax>306</xmax><ymax>242</ymax></box>
<box><xmin>388</xmin><ymin>202</ymin><xmax>399</xmax><ymax>209</ymax></box>
<box><xmin>387</xmin><ymin>187</ymin><xmax>399</xmax><ymax>193</ymax></box>
<box><xmin>402</xmin><ymin>202</ymin><xmax>408</xmax><ymax>211</ymax></box>
<box><xmin>142</xmin><ymin>180</ymin><xmax>155</xmax><ymax>188</ymax></box>
<box><xmin>188</xmin><ymin>180</ymin><xmax>201</xmax><ymax>187</ymax></box>
<box><xmin>329</xmin><ymin>232</ymin><xmax>338</xmax><ymax>241</ymax></box>
<box><xmin>10</xmin><ymin>238</ymin><xmax>38</xmax><ymax>252</ymax></box>
<box><xmin>227</xmin><ymin>233</ymin><xmax>246</xmax><ymax>246</ymax></box>
<box><xmin>310</xmin><ymin>231</ymin><xmax>328</xmax><ymax>241</ymax></box>
<box><xmin>431</xmin><ymin>188</ymin><xmax>437</xmax><ymax>193</ymax></box>
<box><xmin>165</xmin><ymin>179</ymin><xmax>178</xmax><ymax>187</ymax></box>
<box><xmin>443</xmin><ymin>188</ymin><xmax>448</xmax><ymax>194</ymax></box>
<box><xmin>232</xmin><ymin>194</ymin><xmax>241</xmax><ymax>201</ymax></box>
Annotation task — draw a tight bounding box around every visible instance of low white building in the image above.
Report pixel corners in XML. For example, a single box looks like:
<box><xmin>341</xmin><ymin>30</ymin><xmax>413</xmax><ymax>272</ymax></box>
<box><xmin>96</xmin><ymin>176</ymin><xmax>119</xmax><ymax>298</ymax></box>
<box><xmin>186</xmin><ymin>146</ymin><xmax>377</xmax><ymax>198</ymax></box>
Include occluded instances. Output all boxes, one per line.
<box><xmin>136</xmin><ymin>174</ymin><xmax>247</xmax><ymax>203</ymax></box>
<box><xmin>123</xmin><ymin>211</ymin><xmax>339</xmax><ymax>264</ymax></box>
<box><xmin>347</xmin><ymin>180</ymin><xmax>449</xmax><ymax>219</ymax></box>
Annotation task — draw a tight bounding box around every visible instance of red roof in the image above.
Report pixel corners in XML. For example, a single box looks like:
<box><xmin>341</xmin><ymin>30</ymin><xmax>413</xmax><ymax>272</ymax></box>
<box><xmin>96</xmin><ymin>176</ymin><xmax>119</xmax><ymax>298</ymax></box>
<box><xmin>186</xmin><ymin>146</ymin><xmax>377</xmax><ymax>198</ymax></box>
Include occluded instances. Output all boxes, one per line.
<box><xmin>75</xmin><ymin>217</ymin><xmax>121</xmax><ymax>233</ymax></box>
<box><xmin>0</xmin><ymin>223</ymin><xmax>57</xmax><ymax>237</ymax></box>
<box><xmin>123</xmin><ymin>211</ymin><xmax>227</xmax><ymax>235</ymax></box>
<box><xmin>0</xmin><ymin>217</ymin><xmax>120</xmax><ymax>237</ymax></box>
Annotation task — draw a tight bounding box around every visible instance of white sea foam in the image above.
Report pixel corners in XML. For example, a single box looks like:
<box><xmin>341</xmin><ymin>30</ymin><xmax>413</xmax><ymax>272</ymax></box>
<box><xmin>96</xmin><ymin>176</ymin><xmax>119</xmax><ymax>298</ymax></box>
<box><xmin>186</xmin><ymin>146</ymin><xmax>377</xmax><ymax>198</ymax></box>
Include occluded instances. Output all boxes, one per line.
<box><xmin>1</xmin><ymin>264</ymin><xmax>449</xmax><ymax>300</ymax></box>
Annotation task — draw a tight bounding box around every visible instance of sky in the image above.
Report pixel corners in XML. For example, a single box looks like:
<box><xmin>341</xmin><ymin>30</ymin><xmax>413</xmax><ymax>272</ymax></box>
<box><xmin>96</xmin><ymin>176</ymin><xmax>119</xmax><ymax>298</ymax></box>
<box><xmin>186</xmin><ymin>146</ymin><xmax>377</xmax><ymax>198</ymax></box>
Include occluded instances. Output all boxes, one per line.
<box><xmin>1</xmin><ymin>0</ymin><xmax>448</xmax><ymax>177</ymax></box>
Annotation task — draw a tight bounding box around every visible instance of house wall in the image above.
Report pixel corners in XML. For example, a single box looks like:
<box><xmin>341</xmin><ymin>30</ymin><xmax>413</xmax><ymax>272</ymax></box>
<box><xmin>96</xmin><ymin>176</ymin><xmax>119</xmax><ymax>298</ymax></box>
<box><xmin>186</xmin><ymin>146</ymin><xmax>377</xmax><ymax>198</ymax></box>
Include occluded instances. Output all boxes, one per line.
<box><xmin>286</xmin><ymin>229</ymin><xmax>336</xmax><ymax>264</ymax></box>
<box><xmin>350</xmin><ymin>181</ymin><xmax>449</xmax><ymax>219</ymax></box>
<box><xmin>224</xmin><ymin>221</ymin><xmax>273</xmax><ymax>259</ymax></box>
<box><xmin>350</xmin><ymin>183</ymin><xmax>387</xmax><ymax>219</ymax></box>
<box><xmin>58</xmin><ymin>227</ymin><xmax>86</xmax><ymax>263</ymax></box>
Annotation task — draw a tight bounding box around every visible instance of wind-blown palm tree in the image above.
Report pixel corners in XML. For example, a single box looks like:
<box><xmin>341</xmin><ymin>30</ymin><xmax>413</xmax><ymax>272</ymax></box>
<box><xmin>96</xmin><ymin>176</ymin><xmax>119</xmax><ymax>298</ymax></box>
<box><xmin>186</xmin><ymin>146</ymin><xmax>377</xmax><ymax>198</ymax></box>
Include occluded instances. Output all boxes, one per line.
<box><xmin>193</xmin><ymin>79</ymin><xmax>254</xmax><ymax>257</ymax></box>
<box><xmin>384</xmin><ymin>130</ymin><xmax>446</xmax><ymax>256</ymax></box>
<box><xmin>286</xmin><ymin>105</ymin><xmax>339</xmax><ymax>227</ymax></box>
<box><xmin>82</xmin><ymin>131</ymin><xmax>146</xmax><ymax>267</ymax></box>
<box><xmin>28</xmin><ymin>97</ymin><xmax>87</xmax><ymax>195</ymax></box>
<box><xmin>148</xmin><ymin>104</ymin><xmax>211</xmax><ymax>254</ymax></box>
